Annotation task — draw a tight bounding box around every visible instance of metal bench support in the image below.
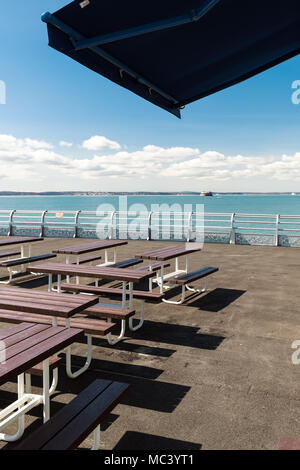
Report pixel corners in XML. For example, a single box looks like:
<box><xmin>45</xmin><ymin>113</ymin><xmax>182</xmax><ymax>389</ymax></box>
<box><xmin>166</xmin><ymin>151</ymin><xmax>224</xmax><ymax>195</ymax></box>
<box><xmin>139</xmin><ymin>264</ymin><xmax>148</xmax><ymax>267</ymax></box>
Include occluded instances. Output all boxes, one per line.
<box><xmin>0</xmin><ymin>359</ymin><xmax>51</xmax><ymax>442</ymax></box>
<box><xmin>162</xmin><ymin>277</ymin><xmax>209</xmax><ymax>305</ymax></box>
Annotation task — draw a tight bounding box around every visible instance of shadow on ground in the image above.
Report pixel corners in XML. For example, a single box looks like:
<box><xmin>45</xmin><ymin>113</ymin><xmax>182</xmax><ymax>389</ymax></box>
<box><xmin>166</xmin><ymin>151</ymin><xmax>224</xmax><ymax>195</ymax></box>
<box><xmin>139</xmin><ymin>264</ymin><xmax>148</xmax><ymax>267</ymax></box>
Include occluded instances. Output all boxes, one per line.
<box><xmin>92</xmin><ymin>338</ymin><xmax>176</xmax><ymax>358</ymax></box>
<box><xmin>186</xmin><ymin>288</ymin><xmax>246</xmax><ymax>311</ymax></box>
<box><xmin>1</xmin><ymin>363</ymin><xmax>191</xmax><ymax>414</ymax></box>
<box><xmin>18</xmin><ymin>274</ymin><xmax>62</xmax><ymax>289</ymax></box>
<box><xmin>129</xmin><ymin>320</ymin><xmax>225</xmax><ymax>350</ymax></box>
<box><xmin>113</xmin><ymin>431</ymin><xmax>202</xmax><ymax>450</ymax></box>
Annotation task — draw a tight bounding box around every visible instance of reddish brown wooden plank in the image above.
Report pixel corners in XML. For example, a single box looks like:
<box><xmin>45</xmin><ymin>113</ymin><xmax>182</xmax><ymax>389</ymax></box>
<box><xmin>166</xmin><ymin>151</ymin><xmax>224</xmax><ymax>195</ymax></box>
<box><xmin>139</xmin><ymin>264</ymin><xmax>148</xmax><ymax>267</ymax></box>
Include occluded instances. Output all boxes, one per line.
<box><xmin>4</xmin><ymin>326</ymin><xmax>67</xmax><ymax>362</ymax></box>
<box><xmin>0</xmin><ymin>309</ymin><xmax>115</xmax><ymax>336</ymax></box>
<box><xmin>0</xmin><ymin>291</ymin><xmax>96</xmax><ymax>311</ymax></box>
<box><xmin>0</xmin><ymin>327</ymin><xmax>84</xmax><ymax>385</ymax></box>
<box><xmin>0</xmin><ymin>237</ymin><xmax>44</xmax><ymax>247</ymax></box>
<box><xmin>0</xmin><ymin>293</ymin><xmax>99</xmax><ymax>317</ymax></box>
<box><xmin>83</xmin><ymin>305</ymin><xmax>136</xmax><ymax>320</ymax></box>
<box><xmin>0</xmin><ymin>298</ymin><xmax>70</xmax><ymax>316</ymax></box>
<box><xmin>15</xmin><ymin>379</ymin><xmax>113</xmax><ymax>450</ymax></box>
<box><xmin>27</xmin><ymin>356</ymin><xmax>62</xmax><ymax>376</ymax></box>
<box><xmin>0</xmin><ymin>322</ymin><xmax>36</xmax><ymax>340</ymax></box>
<box><xmin>0</xmin><ymin>286</ymin><xmax>97</xmax><ymax>304</ymax></box>
<box><xmin>153</xmin><ymin>248</ymin><xmax>201</xmax><ymax>261</ymax></box>
<box><xmin>0</xmin><ymin>324</ymin><xmax>51</xmax><ymax>350</ymax></box>
<box><xmin>135</xmin><ymin>245</ymin><xmax>187</xmax><ymax>259</ymax></box>
<box><xmin>28</xmin><ymin>263</ymin><xmax>156</xmax><ymax>282</ymax></box>
<box><xmin>43</xmin><ymin>381</ymin><xmax>130</xmax><ymax>450</ymax></box>
<box><xmin>53</xmin><ymin>240</ymin><xmax>127</xmax><ymax>255</ymax></box>
<box><xmin>135</xmin><ymin>245</ymin><xmax>201</xmax><ymax>260</ymax></box>
<box><xmin>65</xmin><ymin>317</ymin><xmax>115</xmax><ymax>336</ymax></box>
<box><xmin>61</xmin><ymin>283</ymin><xmax>164</xmax><ymax>301</ymax></box>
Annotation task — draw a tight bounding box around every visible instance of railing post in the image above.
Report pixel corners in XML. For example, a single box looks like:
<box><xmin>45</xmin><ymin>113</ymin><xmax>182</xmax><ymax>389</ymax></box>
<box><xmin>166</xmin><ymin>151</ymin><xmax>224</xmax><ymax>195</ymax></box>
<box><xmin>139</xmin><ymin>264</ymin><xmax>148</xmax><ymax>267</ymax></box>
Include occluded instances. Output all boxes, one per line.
<box><xmin>8</xmin><ymin>210</ymin><xmax>16</xmax><ymax>236</ymax></box>
<box><xmin>40</xmin><ymin>210</ymin><xmax>48</xmax><ymax>237</ymax></box>
<box><xmin>73</xmin><ymin>210</ymin><xmax>81</xmax><ymax>238</ymax></box>
<box><xmin>147</xmin><ymin>211</ymin><xmax>152</xmax><ymax>241</ymax></box>
<box><xmin>109</xmin><ymin>211</ymin><xmax>116</xmax><ymax>240</ymax></box>
<box><xmin>229</xmin><ymin>212</ymin><xmax>236</xmax><ymax>244</ymax></box>
<box><xmin>187</xmin><ymin>212</ymin><xmax>193</xmax><ymax>242</ymax></box>
<box><xmin>275</xmin><ymin>214</ymin><xmax>279</xmax><ymax>246</ymax></box>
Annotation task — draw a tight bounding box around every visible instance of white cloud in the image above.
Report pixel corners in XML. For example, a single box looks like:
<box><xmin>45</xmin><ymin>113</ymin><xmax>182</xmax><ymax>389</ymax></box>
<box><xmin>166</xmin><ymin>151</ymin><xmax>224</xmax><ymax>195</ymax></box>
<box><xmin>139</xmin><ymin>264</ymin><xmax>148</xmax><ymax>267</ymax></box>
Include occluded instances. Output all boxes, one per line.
<box><xmin>1</xmin><ymin>133</ymin><xmax>300</xmax><ymax>191</ymax></box>
<box><xmin>59</xmin><ymin>141</ymin><xmax>73</xmax><ymax>147</ymax></box>
<box><xmin>0</xmin><ymin>134</ymin><xmax>53</xmax><ymax>150</ymax></box>
<box><xmin>82</xmin><ymin>135</ymin><xmax>121</xmax><ymax>151</ymax></box>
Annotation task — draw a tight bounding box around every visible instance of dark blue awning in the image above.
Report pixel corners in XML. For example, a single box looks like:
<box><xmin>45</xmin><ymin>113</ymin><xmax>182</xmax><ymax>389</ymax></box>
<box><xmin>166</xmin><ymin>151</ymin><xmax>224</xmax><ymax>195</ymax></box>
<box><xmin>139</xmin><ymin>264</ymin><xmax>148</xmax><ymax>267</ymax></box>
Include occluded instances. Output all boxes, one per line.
<box><xmin>42</xmin><ymin>0</ymin><xmax>300</xmax><ymax>118</ymax></box>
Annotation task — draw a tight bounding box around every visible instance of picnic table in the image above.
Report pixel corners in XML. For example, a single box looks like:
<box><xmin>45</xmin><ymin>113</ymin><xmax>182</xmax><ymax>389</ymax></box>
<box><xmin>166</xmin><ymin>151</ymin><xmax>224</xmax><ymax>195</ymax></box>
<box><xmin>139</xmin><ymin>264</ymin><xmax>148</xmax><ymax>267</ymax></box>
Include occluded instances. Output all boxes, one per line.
<box><xmin>0</xmin><ymin>286</ymin><xmax>99</xmax><ymax>377</ymax></box>
<box><xmin>0</xmin><ymin>236</ymin><xmax>43</xmax><ymax>253</ymax></box>
<box><xmin>0</xmin><ymin>322</ymin><xmax>83</xmax><ymax>442</ymax></box>
<box><xmin>0</xmin><ymin>236</ymin><xmax>55</xmax><ymax>284</ymax></box>
<box><xmin>28</xmin><ymin>262</ymin><xmax>157</xmax><ymax>343</ymax></box>
<box><xmin>135</xmin><ymin>245</ymin><xmax>201</xmax><ymax>293</ymax></box>
<box><xmin>53</xmin><ymin>240</ymin><xmax>128</xmax><ymax>266</ymax></box>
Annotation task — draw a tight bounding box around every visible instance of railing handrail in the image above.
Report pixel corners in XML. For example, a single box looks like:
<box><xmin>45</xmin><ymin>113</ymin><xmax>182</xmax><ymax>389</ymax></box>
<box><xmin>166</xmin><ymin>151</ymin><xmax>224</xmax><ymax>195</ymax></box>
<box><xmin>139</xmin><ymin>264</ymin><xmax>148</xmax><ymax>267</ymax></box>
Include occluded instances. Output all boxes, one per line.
<box><xmin>2</xmin><ymin>209</ymin><xmax>300</xmax><ymax>246</ymax></box>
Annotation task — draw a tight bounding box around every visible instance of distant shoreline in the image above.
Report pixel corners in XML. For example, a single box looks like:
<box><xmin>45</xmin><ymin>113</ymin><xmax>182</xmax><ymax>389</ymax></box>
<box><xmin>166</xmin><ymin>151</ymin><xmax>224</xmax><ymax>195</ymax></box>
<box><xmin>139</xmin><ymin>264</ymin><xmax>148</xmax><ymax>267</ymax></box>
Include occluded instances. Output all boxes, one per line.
<box><xmin>0</xmin><ymin>192</ymin><xmax>298</xmax><ymax>197</ymax></box>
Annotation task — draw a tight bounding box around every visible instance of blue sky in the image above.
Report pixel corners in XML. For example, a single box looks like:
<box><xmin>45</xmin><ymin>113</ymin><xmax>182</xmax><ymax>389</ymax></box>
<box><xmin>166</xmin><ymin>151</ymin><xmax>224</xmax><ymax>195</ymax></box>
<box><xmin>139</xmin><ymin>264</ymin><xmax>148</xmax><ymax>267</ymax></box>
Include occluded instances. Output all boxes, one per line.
<box><xmin>1</xmin><ymin>0</ymin><xmax>300</xmax><ymax>192</ymax></box>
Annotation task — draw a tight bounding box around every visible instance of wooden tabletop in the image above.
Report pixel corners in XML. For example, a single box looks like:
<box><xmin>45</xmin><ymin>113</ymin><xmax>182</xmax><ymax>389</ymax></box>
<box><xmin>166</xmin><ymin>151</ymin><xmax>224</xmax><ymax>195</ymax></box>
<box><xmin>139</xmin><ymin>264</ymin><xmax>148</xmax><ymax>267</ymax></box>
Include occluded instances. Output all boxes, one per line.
<box><xmin>0</xmin><ymin>237</ymin><xmax>43</xmax><ymax>247</ymax></box>
<box><xmin>0</xmin><ymin>322</ymin><xmax>83</xmax><ymax>385</ymax></box>
<box><xmin>0</xmin><ymin>286</ymin><xmax>99</xmax><ymax>318</ymax></box>
<box><xmin>135</xmin><ymin>245</ymin><xmax>201</xmax><ymax>261</ymax></box>
<box><xmin>28</xmin><ymin>262</ymin><xmax>156</xmax><ymax>282</ymax></box>
<box><xmin>53</xmin><ymin>240</ymin><xmax>128</xmax><ymax>255</ymax></box>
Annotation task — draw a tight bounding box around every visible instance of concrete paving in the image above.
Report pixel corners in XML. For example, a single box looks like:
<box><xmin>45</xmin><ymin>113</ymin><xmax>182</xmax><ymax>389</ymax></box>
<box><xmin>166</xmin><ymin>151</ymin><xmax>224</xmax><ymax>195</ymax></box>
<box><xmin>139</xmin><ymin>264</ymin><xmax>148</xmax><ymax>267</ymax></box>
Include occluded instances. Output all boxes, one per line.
<box><xmin>0</xmin><ymin>238</ymin><xmax>299</xmax><ymax>450</ymax></box>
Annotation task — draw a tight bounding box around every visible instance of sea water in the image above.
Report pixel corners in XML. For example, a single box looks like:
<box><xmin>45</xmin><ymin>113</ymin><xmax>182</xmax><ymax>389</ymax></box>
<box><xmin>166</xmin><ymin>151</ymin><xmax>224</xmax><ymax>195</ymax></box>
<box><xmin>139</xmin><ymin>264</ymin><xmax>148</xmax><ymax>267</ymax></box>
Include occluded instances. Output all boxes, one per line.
<box><xmin>0</xmin><ymin>194</ymin><xmax>299</xmax><ymax>215</ymax></box>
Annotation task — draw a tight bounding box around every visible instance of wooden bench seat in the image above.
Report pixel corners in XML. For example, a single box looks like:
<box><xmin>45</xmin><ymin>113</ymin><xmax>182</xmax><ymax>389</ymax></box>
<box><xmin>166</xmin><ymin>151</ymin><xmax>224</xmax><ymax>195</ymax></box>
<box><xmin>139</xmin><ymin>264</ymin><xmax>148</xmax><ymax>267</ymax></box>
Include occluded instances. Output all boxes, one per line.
<box><xmin>0</xmin><ymin>250</ymin><xmax>21</xmax><ymax>259</ymax></box>
<box><xmin>0</xmin><ymin>309</ymin><xmax>115</xmax><ymax>337</ymax></box>
<box><xmin>69</xmin><ymin>254</ymin><xmax>102</xmax><ymax>265</ymax></box>
<box><xmin>110</xmin><ymin>258</ymin><xmax>143</xmax><ymax>269</ymax></box>
<box><xmin>163</xmin><ymin>266</ymin><xmax>219</xmax><ymax>305</ymax></box>
<box><xmin>60</xmin><ymin>283</ymin><xmax>164</xmax><ymax>302</ymax></box>
<box><xmin>15</xmin><ymin>378</ymin><xmax>130</xmax><ymax>450</ymax></box>
<box><xmin>27</xmin><ymin>356</ymin><xmax>63</xmax><ymax>376</ymax></box>
<box><xmin>83</xmin><ymin>304</ymin><xmax>136</xmax><ymax>320</ymax></box>
<box><xmin>174</xmin><ymin>266</ymin><xmax>219</xmax><ymax>284</ymax></box>
<box><xmin>0</xmin><ymin>253</ymin><xmax>56</xmax><ymax>268</ymax></box>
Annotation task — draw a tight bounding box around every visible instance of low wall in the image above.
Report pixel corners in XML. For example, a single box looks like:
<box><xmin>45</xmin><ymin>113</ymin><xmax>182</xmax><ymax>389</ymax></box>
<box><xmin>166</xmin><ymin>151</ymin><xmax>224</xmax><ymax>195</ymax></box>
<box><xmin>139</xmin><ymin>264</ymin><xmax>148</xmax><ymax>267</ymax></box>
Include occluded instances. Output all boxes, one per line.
<box><xmin>1</xmin><ymin>225</ymin><xmax>300</xmax><ymax>247</ymax></box>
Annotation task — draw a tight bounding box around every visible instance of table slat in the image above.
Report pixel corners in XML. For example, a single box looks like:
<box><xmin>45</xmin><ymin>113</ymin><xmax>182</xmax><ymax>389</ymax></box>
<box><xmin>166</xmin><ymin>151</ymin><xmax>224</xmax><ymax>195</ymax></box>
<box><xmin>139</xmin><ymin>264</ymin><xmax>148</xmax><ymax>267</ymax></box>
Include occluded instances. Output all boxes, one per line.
<box><xmin>136</xmin><ymin>245</ymin><xmax>201</xmax><ymax>261</ymax></box>
<box><xmin>0</xmin><ymin>286</ymin><xmax>96</xmax><ymax>304</ymax></box>
<box><xmin>0</xmin><ymin>237</ymin><xmax>43</xmax><ymax>247</ymax></box>
<box><xmin>0</xmin><ymin>326</ymin><xmax>83</xmax><ymax>385</ymax></box>
<box><xmin>0</xmin><ymin>322</ymin><xmax>36</xmax><ymax>340</ymax></box>
<box><xmin>0</xmin><ymin>324</ymin><xmax>51</xmax><ymax>350</ymax></box>
<box><xmin>28</xmin><ymin>262</ymin><xmax>155</xmax><ymax>282</ymax></box>
<box><xmin>53</xmin><ymin>240</ymin><xmax>127</xmax><ymax>255</ymax></box>
<box><xmin>0</xmin><ymin>288</ymin><xmax>99</xmax><ymax>318</ymax></box>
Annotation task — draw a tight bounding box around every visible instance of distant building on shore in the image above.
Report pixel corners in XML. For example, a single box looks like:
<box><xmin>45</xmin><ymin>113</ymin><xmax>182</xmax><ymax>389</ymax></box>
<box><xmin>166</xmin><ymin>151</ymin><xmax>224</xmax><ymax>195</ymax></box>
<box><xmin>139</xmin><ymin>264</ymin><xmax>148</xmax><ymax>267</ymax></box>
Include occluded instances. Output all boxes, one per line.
<box><xmin>200</xmin><ymin>191</ymin><xmax>213</xmax><ymax>196</ymax></box>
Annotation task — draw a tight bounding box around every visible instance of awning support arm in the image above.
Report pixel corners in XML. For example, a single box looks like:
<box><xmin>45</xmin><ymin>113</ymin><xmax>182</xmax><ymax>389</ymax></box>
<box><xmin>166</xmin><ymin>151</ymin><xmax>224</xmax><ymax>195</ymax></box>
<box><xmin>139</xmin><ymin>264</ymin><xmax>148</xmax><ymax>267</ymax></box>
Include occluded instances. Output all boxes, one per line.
<box><xmin>74</xmin><ymin>0</ymin><xmax>221</xmax><ymax>50</ymax></box>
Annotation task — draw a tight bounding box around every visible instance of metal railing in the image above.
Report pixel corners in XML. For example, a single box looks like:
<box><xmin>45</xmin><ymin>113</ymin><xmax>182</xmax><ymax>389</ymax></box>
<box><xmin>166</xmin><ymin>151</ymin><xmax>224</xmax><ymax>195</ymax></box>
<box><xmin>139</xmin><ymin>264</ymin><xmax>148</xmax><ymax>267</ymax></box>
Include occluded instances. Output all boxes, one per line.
<box><xmin>0</xmin><ymin>210</ymin><xmax>300</xmax><ymax>245</ymax></box>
